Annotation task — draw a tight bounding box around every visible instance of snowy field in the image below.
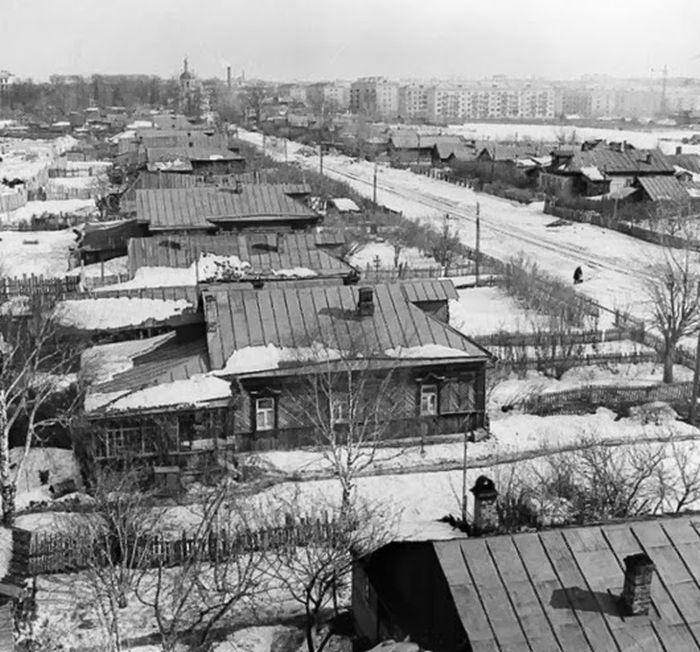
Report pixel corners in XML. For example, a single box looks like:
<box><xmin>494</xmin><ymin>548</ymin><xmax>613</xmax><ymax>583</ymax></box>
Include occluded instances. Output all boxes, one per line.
<box><xmin>444</xmin><ymin>121</ymin><xmax>700</xmax><ymax>151</ymax></box>
<box><xmin>0</xmin><ymin>229</ymin><xmax>76</xmax><ymax>277</ymax></box>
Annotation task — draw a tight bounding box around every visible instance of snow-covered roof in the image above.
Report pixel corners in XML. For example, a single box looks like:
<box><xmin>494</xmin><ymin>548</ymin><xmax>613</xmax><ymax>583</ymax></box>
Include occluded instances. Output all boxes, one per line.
<box><xmin>329</xmin><ymin>197</ymin><xmax>360</xmax><ymax>212</ymax></box>
<box><xmin>203</xmin><ymin>282</ymin><xmax>490</xmax><ymax>376</ymax></box>
<box><xmin>580</xmin><ymin>165</ymin><xmax>605</xmax><ymax>181</ymax></box>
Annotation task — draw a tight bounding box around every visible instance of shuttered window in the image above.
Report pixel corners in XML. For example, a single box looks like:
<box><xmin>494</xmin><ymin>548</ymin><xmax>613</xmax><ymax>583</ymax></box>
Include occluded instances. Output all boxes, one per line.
<box><xmin>440</xmin><ymin>378</ymin><xmax>475</xmax><ymax>414</ymax></box>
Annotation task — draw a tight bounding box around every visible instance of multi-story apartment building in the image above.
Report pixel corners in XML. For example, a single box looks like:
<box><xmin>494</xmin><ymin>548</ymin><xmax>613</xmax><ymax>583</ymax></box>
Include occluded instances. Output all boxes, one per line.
<box><xmin>350</xmin><ymin>77</ymin><xmax>399</xmax><ymax>118</ymax></box>
<box><xmin>0</xmin><ymin>70</ymin><xmax>13</xmax><ymax>94</ymax></box>
<box><xmin>323</xmin><ymin>81</ymin><xmax>351</xmax><ymax>110</ymax></box>
<box><xmin>398</xmin><ymin>83</ymin><xmax>430</xmax><ymax>120</ymax></box>
<box><xmin>426</xmin><ymin>82</ymin><xmax>555</xmax><ymax>122</ymax></box>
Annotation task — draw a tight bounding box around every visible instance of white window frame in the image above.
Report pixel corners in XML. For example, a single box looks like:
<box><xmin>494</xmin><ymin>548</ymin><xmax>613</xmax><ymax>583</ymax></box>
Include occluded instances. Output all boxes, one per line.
<box><xmin>420</xmin><ymin>384</ymin><xmax>438</xmax><ymax>416</ymax></box>
<box><xmin>255</xmin><ymin>397</ymin><xmax>276</xmax><ymax>431</ymax></box>
<box><xmin>331</xmin><ymin>396</ymin><xmax>349</xmax><ymax>424</ymax></box>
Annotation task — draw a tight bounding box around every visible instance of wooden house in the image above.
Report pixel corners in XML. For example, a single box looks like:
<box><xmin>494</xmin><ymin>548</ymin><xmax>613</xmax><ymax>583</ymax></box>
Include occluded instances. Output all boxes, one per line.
<box><xmin>353</xmin><ymin>509</ymin><xmax>700</xmax><ymax>651</ymax></box>
<box><xmin>145</xmin><ymin>147</ymin><xmax>246</xmax><ymax>176</ymax></box>
<box><xmin>541</xmin><ymin>145</ymin><xmax>675</xmax><ymax>199</ymax></box>
<box><xmin>388</xmin><ymin>133</ymin><xmax>465</xmax><ymax>167</ymax></box>
<box><xmin>135</xmin><ymin>184</ymin><xmax>320</xmax><ymax>234</ymax></box>
<box><xmin>81</xmin><ymin>280</ymin><xmax>490</xmax><ymax>466</ymax></box>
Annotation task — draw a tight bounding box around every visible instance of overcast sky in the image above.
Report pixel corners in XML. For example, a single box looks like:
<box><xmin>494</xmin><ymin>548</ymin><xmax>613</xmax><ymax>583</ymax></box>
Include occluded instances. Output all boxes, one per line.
<box><xmin>2</xmin><ymin>0</ymin><xmax>700</xmax><ymax>82</ymax></box>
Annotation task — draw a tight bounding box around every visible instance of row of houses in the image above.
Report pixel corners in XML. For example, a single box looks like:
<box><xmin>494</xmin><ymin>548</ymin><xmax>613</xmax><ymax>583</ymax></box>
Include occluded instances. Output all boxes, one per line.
<box><xmin>58</xmin><ymin>121</ymin><xmax>493</xmax><ymax>473</ymax></box>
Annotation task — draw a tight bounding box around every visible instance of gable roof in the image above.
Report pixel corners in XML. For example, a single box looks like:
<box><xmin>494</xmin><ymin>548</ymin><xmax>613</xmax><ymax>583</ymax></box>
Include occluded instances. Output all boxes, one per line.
<box><xmin>478</xmin><ymin>144</ymin><xmax>544</xmax><ymax>161</ymax></box>
<box><xmin>557</xmin><ymin>148</ymin><xmax>673</xmax><ymax>175</ymax></box>
<box><xmin>667</xmin><ymin>153</ymin><xmax>700</xmax><ymax>174</ymax></box>
<box><xmin>636</xmin><ymin>175</ymin><xmax>690</xmax><ymax>202</ymax></box>
<box><xmin>432</xmin><ymin>515</ymin><xmax>700</xmax><ymax>651</ymax></box>
<box><xmin>201</xmin><ymin>281</ymin><xmax>488</xmax><ymax>374</ymax></box>
<box><xmin>126</xmin><ymin>233</ymin><xmax>355</xmax><ymax>279</ymax></box>
<box><xmin>135</xmin><ymin>186</ymin><xmax>319</xmax><ymax>231</ymax></box>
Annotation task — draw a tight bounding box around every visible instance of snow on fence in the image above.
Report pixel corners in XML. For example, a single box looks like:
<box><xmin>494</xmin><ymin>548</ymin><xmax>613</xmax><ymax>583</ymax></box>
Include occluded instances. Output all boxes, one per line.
<box><xmin>473</xmin><ymin>326</ymin><xmax>644</xmax><ymax>349</ymax></box>
<box><xmin>362</xmin><ymin>262</ymin><xmax>500</xmax><ymax>282</ymax></box>
<box><xmin>518</xmin><ymin>381</ymin><xmax>693</xmax><ymax>416</ymax></box>
<box><xmin>28</xmin><ymin>516</ymin><xmax>345</xmax><ymax>575</ymax></box>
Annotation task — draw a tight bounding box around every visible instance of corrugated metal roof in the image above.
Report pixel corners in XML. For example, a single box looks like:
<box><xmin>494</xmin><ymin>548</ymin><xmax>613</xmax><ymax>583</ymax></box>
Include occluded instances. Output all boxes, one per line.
<box><xmin>135</xmin><ymin>186</ymin><xmax>319</xmax><ymax>231</ymax></box>
<box><xmin>562</xmin><ymin>148</ymin><xmax>673</xmax><ymax>174</ymax></box>
<box><xmin>433</xmin><ymin>515</ymin><xmax>700</xmax><ymax>651</ymax></box>
<box><xmin>315</xmin><ymin>228</ymin><xmax>346</xmax><ymax>246</ymax></box>
<box><xmin>202</xmin><ymin>282</ymin><xmax>489</xmax><ymax>373</ymax></box>
<box><xmin>667</xmin><ymin>154</ymin><xmax>700</xmax><ymax>174</ymax></box>
<box><xmin>127</xmin><ymin>233</ymin><xmax>354</xmax><ymax>278</ymax></box>
<box><xmin>95</xmin><ymin>337</ymin><xmax>210</xmax><ymax>394</ymax></box>
<box><xmin>637</xmin><ymin>175</ymin><xmax>690</xmax><ymax>202</ymax></box>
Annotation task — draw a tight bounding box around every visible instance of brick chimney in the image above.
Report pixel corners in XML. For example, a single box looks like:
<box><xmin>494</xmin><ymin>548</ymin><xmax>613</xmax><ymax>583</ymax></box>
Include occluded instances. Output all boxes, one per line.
<box><xmin>357</xmin><ymin>287</ymin><xmax>374</xmax><ymax>317</ymax></box>
<box><xmin>470</xmin><ymin>475</ymin><xmax>499</xmax><ymax>535</ymax></box>
<box><xmin>622</xmin><ymin>553</ymin><xmax>655</xmax><ymax>616</ymax></box>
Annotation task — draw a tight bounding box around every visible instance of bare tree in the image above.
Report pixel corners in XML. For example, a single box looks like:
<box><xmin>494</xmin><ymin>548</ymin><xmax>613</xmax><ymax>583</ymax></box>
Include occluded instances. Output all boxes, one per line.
<box><xmin>134</xmin><ymin>482</ymin><xmax>270</xmax><ymax>651</ymax></box>
<box><xmin>0</xmin><ymin>306</ymin><xmax>83</xmax><ymax>524</ymax></box>
<box><xmin>431</xmin><ymin>215</ymin><xmax>463</xmax><ymax>274</ymax></box>
<box><xmin>644</xmin><ymin>245</ymin><xmax>700</xmax><ymax>382</ymax></box>
<box><xmin>282</xmin><ymin>329</ymin><xmax>404</xmax><ymax>507</ymax></box>
<box><xmin>72</xmin><ymin>468</ymin><xmax>161</xmax><ymax>651</ymax></box>
<box><xmin>266</xmin><ymin>496</ymin><xmax>397</xmax><ymax>652</ymax></box>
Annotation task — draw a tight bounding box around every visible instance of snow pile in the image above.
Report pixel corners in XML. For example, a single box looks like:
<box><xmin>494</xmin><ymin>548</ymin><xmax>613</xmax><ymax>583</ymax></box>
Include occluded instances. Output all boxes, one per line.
<box><xmin>218</xmin><ymin>342</ymin><xmax>344</xmax><ymax>375</ymax></box>
<box><xmin>384</xmin><ymin>344</ymin><xmax>469</xmax><ymax>359</ymax></box>
<box><xmin>5</xmin><ymin>198</ymin><xmax>97</xmax><ymax>225</ymax></box>
<box><xmin>87</xmin><ymin>373</ymin><xmax>232</xmax><ymax>413</ymax></box>
<box><xmin>0</xmin><ymin>295</ymin><xmax>31</xmax><ymax>316</ymax></box>
<box><xmin>271</xmin><ymin>267</ymin><xmax>318</xmax><ymax>278</ymax></box>
<box><xmin>55</xmin><ymin>297</ymin><xmax>193</xmax><ymax>331</ymax></box>
<box><xmin>347</xmin><ymin>241</ymin><xmax>430</xmax><ymax>269</ymax></box>
<box><xmin>96</xmin><ymin>265</ymin><xmax>197</xmax><ymax>290</ymax></box>
<box><xmin>198</xmin><ymin>253</ymin><xmax>251</xmax><ymax>282</ymax></box>
<box><xmin>212</xmin><ymin>626</ymin><xmax>302</xmax><ymax>652</ymax></box>
<box><xmin>66</xmin><ymin>255</ymin><xmax>129</xmax><ymax>279</ymax></box>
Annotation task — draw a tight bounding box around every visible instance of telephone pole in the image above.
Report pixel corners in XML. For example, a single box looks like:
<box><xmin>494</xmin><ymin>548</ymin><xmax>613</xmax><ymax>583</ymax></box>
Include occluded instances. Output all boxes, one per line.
<box><xmin>475</xmin><ymin>202</ymin><xmax>481</xmax><ymax>287</ymax></box>
<box><xmin>319</xmin><ymin>143</ymin><xmax>324</xmax><ymax>175</ymax></box>
<box><xmin>373</xmin><ymin>162</ymin><xmax>378</xmax><ymax>206</ymax></box>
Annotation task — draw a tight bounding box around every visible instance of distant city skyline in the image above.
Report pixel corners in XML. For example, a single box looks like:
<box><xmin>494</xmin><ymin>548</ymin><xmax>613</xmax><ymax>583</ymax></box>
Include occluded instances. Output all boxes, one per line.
<box><xmin>2</xmin><ymin>0</ymin><xmax>700</xmax><ymax>82</ymax></box>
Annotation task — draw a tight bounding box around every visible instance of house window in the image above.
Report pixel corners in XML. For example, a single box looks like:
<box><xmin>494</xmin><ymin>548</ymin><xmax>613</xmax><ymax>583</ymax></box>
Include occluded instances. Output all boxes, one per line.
<box><xmin>331</xmin><ymin>396</ymin><xmax>349</xmax><ymax>424</ymax></box>
<box><xmin>420</xmin><ymin>384</ymin><xmax>438</xmax><ymax>416</ymax></box>
<box><xmin>255</xmin><ymin>397</ymin><xmax>276</xmax><ymax>431</ymax></box>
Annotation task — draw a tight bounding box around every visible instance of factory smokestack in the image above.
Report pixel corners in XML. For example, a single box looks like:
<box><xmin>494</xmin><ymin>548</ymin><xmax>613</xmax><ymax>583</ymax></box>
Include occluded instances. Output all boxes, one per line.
<box><xmin>227</xmin><ymin>66</ymin><xmax>232</xmax><ymax>89</ymax></box>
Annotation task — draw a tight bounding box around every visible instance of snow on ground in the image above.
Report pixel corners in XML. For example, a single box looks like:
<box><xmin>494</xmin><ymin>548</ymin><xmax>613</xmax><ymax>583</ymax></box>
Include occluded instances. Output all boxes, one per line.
<box><xmin>47</xmin><ymin>176</ymin><xmax>100</xmax><ymax>191</ymax></box>
<box><xmin>97</xmin><ymin>264</ymin><xmax>197</xmax><ymax>290</ymax></box>
<box><xmin>444</xmin><ymin>121</ymin><xmax>699</xmax><ymax>151</ymax></box>
<box><xmin>449</xmin><ymin>286</ymin><xmax>551</xmax><ymax>336</ymax></box>
<box><xmin>0</xmin><ymin>229</ymin><xmax>76</xmax><ymax>277</ymax></box>
<box><xmin>4</xmin><ymin>198</ymin><xmax>97</xmax><ymax>224</ymax></box>
<box><xmin>347</xmin><ymin>241</ymin><xmax>434</xmax><ymax>269</ymax></box>
<box><xmin>55</xmin><ymin>296</ymin><xmax>193</xmax><ymax>330</ymax></box>
<box><xmin>9</xmin><ymin>446</ymin><xmax>81</xmax><ymax>510</ymax></box>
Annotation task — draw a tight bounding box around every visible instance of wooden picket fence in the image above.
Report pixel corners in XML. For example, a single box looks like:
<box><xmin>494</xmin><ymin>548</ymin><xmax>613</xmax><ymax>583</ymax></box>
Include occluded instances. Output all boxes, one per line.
<box><xmin>0</xmin><ymin>274</ymin><xmax>81</xmax><ymax>301</ymax></box>
<box><xmin>472</xmin><ymin>326</ymin><xmax>644</xmax><ymax>349</ymax></box>
<box><xmin>362</xmin><ymin>261</ymin><xmax>500</xmax><ymax>282</ymax></box>
<box><xmin>28</xmin><ymin>515</ymin><xmax>346</xmax><ymax>575</ymax></box>
<box><xmin>518</xmin><ymin>381</ymin><xmax>693</xmax><ymax>416</ymax></box>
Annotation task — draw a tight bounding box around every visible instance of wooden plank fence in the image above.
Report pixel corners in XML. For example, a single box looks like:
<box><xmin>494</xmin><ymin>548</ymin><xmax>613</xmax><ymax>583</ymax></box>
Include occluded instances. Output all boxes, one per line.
<box><xmin>28</xmin><ymin>516</ymin><xmax>346</xmax><ymax>575</ymax></box>
<box><xmin>518</xmin><ymin>381</ymin><xmax>693</xmax><ymax>416</ymax></box>
<box><xmin>362</xmin><ymin>262</ymin><xmax>500</xmax><ymax>282</ymax></box>
<box><xmin>473</xmin><ymin>326</ymin><xmax>644</xmax><ymax>349</ymax></box>
<box><xmin>0</xmin><ymin>275</ymin><xmax>81</xmax><ymax>300</ymax></box>
<box><xmin>494</xmin><ymin>349</ymin><xmax>658</xmax><ymax>370</ymax></box>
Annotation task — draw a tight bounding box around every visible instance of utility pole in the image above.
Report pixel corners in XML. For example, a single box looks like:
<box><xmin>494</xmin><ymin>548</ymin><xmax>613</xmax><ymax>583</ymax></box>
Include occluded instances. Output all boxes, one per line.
<box><xmin>690</xmin><ymin>329</ymin><xmax>700</xmax><ymax>425</ymax></box>
<box><xmin>461</xmin><ymin>423</ymin><xmax>469</xmax><ymax>524</ymax></box>
<box><xmin>475</xmin><ymin>202</ymin><xmax>481</xmax><ymax>287</ymax></box>
<box><xmin>373</xmin><ymin>161</ymin><xmax>378</xmax><ymax>206</ymax></box>
<box><xmin>284</xmin><ymin>138</ymin><xmax>288</xmax><ymax>164</ymax></box>
<box><xmin>319</xmin><ymin>143</ymin><xmax>323</xmax><ymax>175</ymax></box>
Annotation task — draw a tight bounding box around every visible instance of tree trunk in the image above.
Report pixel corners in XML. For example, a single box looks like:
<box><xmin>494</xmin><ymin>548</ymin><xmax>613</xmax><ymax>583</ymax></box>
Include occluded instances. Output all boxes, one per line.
<box><xmin>663</xmin><ymin>347</ymin><xmax>675</xmax><ymax>384</ymax></box>
<box><xmin>1</xmin><ymin>484</ymin><xmax>16</xmax><ymax>526</ymax></box>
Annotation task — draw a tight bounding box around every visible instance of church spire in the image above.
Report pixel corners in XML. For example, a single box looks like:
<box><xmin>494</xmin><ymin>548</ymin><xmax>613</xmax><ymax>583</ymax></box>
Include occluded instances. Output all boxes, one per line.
<box><xmin>183</xmin><ymin>57</ymin><xmax>188</xmax><ymax>74</ymax></box>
